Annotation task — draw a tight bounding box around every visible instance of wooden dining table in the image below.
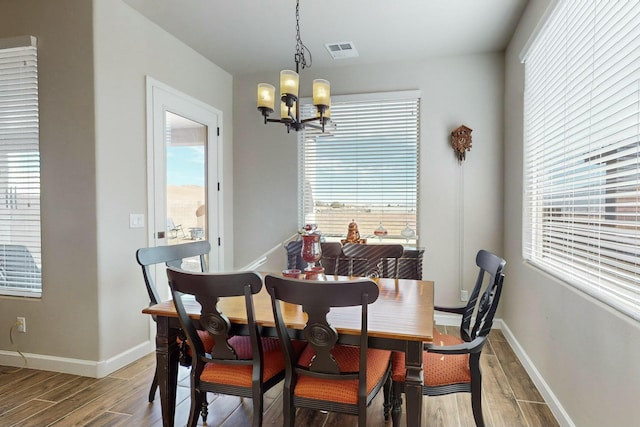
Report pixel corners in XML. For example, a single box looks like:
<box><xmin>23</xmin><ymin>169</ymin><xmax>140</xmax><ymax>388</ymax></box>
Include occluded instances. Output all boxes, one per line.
<box><xmin>142</xmin><ymin>274</ymin><xmax>434</xmax><ymax>427</ymax></box>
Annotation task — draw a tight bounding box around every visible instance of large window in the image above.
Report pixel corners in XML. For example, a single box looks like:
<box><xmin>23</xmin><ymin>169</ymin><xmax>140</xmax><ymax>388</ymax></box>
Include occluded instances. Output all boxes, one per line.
<box><xmin>298</xmin><ymin>91</ymin><xmax>420</xmax><ymax>245</ymax></box>
<box><xmin>523</xmin><ymin>1</ymin><xmax>639</xmax><ymax>320</ymax></box>
<box><xmin>0</xmin><ymin>36</ymin><xmax>41</xmax><ymax>297</ymax></box>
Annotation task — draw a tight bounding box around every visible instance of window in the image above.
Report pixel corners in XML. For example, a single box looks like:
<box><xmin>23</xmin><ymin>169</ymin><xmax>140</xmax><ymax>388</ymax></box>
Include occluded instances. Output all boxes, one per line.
<box><xmin>0</xmin><ymin>36</ymin><xmax>41</xmax><ymax>297</ymax></box>
<box><xmin>298</xmin><ymin>91</ymin><xmax>420</xmax><ymax>245</ymax></box>
<box><xmin>523</xmin><ymin>1</ymin><xmax>640</xmax><ymax>320</ymax></box>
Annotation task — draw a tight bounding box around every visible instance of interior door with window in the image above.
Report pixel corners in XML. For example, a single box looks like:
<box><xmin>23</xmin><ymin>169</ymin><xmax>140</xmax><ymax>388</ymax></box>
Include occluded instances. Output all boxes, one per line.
<box><xmin>147</xmin><ymin>78</ymin><xmax>222</xmax><ymax>299</ymax></box>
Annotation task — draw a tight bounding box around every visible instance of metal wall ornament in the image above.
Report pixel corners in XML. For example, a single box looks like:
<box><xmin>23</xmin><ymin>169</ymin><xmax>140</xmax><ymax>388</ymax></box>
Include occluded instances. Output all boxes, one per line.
<box><xmin>451</xmin><ymin>125</ymin><xmax>472</xmax><ymax>162</ymax></box>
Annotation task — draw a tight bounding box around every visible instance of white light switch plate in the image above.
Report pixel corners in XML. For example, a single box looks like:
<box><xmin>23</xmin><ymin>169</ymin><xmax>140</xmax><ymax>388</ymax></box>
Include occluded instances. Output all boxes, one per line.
<box><xmin>129</xmin><ymin>214</ymin><xmax>145</xmax><ymax>228</ymax></box>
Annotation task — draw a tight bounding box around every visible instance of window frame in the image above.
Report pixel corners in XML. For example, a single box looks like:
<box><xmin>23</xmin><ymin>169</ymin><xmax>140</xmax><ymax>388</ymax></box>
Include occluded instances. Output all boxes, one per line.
<box><xmin>297</xmin><ymin>90</ymin><xmax>420</xmax><ymax>246</ymax></box>
<box><xmin>522</xmin><ymin>0</ymin><xmax>640</xmax><ymax>320</ymax></box>
<box><xmin>0</xmin><ymin>35</ymin><xmax>42</xmax><ymax>298</ymax></box>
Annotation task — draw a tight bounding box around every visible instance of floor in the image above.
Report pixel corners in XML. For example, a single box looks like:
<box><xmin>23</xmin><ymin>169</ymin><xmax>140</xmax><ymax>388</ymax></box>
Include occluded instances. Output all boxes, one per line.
<box><xmin>0</xmin><ymin>326</ymin><xmax>560</xmax><ymax>427</ymax></box>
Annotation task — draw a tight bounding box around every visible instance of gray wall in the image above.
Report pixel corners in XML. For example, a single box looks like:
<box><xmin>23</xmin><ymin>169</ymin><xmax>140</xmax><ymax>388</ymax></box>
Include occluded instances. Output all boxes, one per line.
<box><xmin>234</xmin><ymin>54</ymin><xmax>505</xmax><ymax>306</ymax></box>
<box><xmin>0</xmin><ymin>0</ymin><xmax>234</xmax><ymax>376</ymax></box>
<box><xmin>503</xmin><ymin>1</ymin><xmax>640</xmax><ymax>426</ymax></box>
<box><xmin>0</xmin><ymin>0</ymin><xmax>99</xmax><ymax>366</ymax></box>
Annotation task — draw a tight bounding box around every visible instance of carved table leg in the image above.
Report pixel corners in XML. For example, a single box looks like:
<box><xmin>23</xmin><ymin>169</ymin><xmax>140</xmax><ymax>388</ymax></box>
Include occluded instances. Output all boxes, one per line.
<box><xmin>156</xmin><ymin>316</ymin><xmax>180</xmax><ymax>427</ymax></box>
<box><xmin>404</xmin><ymin>341</ymin><xmax>423</xmax><ymax>427</ymax></box>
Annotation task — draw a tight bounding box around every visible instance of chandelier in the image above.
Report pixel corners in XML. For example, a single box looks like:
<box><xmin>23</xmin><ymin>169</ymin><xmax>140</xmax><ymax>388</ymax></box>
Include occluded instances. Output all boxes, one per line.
<box><xmin>256</xmin><ymin>0</ymin><xmax>331</xmax><ymax>133</ymax></box>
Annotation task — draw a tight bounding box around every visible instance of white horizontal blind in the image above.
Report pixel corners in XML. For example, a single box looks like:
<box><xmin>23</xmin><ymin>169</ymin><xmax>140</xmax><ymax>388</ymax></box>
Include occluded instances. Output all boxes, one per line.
<box><xmin>523</xmin><ymin>0</ymin><xmax>640</xmax><ymax>320</ymax></box>
<box><xmin>298</xmin><ymin>92</ymin><xmax>420</xmax><ymax>244</ymax></box>
<box><xmin>0</xmin><ymin>36</ymin><xmax>41</xmax><ymax>297</ymax></box>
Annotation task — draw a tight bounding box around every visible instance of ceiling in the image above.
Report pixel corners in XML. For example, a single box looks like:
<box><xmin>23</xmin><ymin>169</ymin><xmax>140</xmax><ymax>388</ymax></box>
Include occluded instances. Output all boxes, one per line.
<box><xmin>122</xmin><ymin>0</ymin><xmax>529</xmax><ymax>76</ymax></box>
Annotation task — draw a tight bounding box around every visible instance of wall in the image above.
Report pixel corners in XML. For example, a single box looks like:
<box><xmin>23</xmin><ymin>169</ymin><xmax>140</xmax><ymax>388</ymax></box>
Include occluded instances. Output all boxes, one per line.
<box><xmin>0</xmin><ymin>0</ymin><xmax>235</xmax><ymax>376</ymax></box>
<box><xmin>504</xmin><ymin>1</ymin><xmax>640</xmax><ymax>426</ymax></box>
<box><xmin>0</xmin><ymin>0</ymin><xmax>100</xmax><ymax>369</ymax></box>
<box><xmin>234</xmin><ymin>53</ymin><xmax>505</xmax><ymax>306</ymax></box>
<box><xmin>93</xmin><ymin>0</ymin><xmax>234</xmax><ymax>369</ymax></box>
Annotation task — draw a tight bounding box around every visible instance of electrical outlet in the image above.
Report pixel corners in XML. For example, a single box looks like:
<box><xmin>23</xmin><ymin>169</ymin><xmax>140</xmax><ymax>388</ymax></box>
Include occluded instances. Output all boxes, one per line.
<box><xmin>16</xmin><ymin>317</ymin><xmax>26</xmax><ymax>333</ymax></box>
<box><xmin>460</xmin><ymin>290</ymin><xmax>469</xmax><ymax>302</ymax></box>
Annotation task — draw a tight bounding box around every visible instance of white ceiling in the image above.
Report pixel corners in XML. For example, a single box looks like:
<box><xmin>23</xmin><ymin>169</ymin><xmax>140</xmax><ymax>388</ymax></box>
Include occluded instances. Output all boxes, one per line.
<box><xmin>122</xmin><ymin>0</ymin><xmax>529</xmax><ymax>76</ymax></box>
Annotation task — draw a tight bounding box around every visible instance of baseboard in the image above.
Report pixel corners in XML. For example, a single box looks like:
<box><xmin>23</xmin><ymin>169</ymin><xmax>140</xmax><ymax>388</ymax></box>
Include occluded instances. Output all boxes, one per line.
<box><xmin>0</xmin><ymin>340</ymin><xmax>154</xmax><ymax>378</ymax></box>
<box><xmin>496</xmin><ymin>320</ymin><xmax>575</xmax><ymax>427</ymax></box>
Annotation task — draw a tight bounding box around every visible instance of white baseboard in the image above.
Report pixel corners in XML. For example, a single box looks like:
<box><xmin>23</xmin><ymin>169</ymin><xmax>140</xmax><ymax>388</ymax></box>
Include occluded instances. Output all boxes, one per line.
<box><xmin>494</xmin><ymin>320</ymin><xmax>575</xmax><ymax>427</ymax></box>
<box><xmin>0</xmin><ymin>340</ymin><xmax>154</xmax><ymax>378</ymax></box>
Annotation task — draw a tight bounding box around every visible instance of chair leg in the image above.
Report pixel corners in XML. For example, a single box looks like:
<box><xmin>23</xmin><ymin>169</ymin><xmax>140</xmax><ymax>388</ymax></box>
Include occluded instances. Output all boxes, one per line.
<box><xmin>187</xmin><ymin>389</ymin><xmax>203</xmax><ymax>427</ymax></box>
<box><xmin>283</xmin><ymin>384</ymin><xmax>295</xmax><ymax>427</ymax></box>
<box><xmin>470</xmin><ymin>355</ymin><xmax>485</xmax><ymax>427</ymax></box>
<box><xmin>391</xmin><ymin>381</ymin><xmax>403</xmax><ymax>427</ymax></box>
<box><xmin>383</xmin><ymin>372</ymin><xmax>392</xmax><ymax>420</ymax></box>
<box><xmin>201</xmin><ymin>392</ymin><xmax>208</xmax><ymax>423</ymax></box>
<box><xmin>252</xmin><ymin>384</ymin><xmax>264</xmax><ymax>427</ymax></box>
<box><xmin>148</xmin><ymin>370</ymin><xmax>158</xmax><ymax>402</ymax></box>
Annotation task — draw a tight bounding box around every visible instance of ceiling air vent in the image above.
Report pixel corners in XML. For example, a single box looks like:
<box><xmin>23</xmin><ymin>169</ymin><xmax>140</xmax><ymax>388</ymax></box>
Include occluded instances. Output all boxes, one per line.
<box><xmin>325</xmin><ymin>42</ymin><xmax>359</xmax><ymax>59</ymax></box>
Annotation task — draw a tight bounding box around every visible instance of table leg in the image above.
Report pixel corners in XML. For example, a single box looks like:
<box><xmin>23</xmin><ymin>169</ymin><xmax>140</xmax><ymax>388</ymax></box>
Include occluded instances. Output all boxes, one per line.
<box><xmin>156</xmin><ymin>316</ymin><xmax>179</xmax><ymax>427</ymax></box>
<box><xmin>404</xmin><ymin>341</ymin><xmax>423</xmax><ymax>427</ymax></box>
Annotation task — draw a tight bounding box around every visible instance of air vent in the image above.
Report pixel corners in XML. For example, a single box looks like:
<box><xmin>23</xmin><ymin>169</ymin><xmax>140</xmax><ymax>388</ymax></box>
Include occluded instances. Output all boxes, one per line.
<box><xmin>325</xmin><ymin>42</ymin><xmax>359</xmax><ymax>59</ymax></box>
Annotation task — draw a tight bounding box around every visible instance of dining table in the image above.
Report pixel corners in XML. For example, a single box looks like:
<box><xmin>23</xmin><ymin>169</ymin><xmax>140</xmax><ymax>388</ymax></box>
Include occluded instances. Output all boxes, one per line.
<box><xmin>142</xmin><ymin>274</ymin><xmax>434</xmax><ymax>427</ymax></box>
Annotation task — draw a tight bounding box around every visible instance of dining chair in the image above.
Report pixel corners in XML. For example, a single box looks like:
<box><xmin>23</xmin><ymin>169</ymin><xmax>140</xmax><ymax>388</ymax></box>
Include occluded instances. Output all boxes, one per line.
<box><xmin>264</xmin><ymin>274</ymin><xmax>392</xmax><ymax>427</ymax></box>
<box><xmin>339</xmin><ymin>243</ymin><xmax>405</xmax><ymax>278</ymax></box>
<box><xmin>388</xmin><ymin>249</ymin><xmax>506</xmax><ymax>427</ymax></box>
<box><xmin>135</xmin><ymin>241</ymin><xmax>213</xmax><ymax>403</ymax></box>
<box><xmin>167</xmin><ymin>268</ymin><xmax>296</xmax><ymax>427</ymax></box>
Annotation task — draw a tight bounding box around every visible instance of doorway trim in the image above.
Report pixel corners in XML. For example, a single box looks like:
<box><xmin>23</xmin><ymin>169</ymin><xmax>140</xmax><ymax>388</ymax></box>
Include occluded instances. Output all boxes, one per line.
<box><xmin>145</xmin><ymin>76</ymin><xmax>224</xmax><ymax>271</ymax></box>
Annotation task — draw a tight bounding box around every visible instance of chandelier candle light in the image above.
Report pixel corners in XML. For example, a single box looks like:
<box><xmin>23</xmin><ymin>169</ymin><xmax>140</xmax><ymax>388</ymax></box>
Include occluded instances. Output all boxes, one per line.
<box><xmin>257</xmin><ymin>0</ymin><xmax>331</xmax><ymax>133</ymax></box>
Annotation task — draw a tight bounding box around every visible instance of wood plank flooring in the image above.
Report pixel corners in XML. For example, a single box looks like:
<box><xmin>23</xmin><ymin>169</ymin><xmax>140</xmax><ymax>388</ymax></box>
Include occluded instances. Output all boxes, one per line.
<box><xmin>0</xmin><ymin>327</ymin><xmax>560</xmax><ymax>427</ymax></box>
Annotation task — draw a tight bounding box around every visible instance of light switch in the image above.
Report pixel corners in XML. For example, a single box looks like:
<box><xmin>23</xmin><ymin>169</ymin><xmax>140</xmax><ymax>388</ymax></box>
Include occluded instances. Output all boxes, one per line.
<box><xmin>129</xmin><ymin>213</ymin><xmax>145</xmax><ymax>228</ymax></box>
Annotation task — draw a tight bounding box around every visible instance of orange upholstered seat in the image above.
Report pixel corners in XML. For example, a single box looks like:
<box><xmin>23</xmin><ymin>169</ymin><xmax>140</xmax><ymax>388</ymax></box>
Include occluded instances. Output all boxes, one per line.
<box><xmin>295</xmin><ymin>345</ymin><xmax>391</xmax><ymax>404</ymax></box>
<box><xmin>200</xmin><ymin>336</ymin><xmax>304</xmax><ymax>387</ymax></box>
<box><xmin>391</xmin><ymin>331</ymin><xmax>470</xmax><ymax>386</ymax></box>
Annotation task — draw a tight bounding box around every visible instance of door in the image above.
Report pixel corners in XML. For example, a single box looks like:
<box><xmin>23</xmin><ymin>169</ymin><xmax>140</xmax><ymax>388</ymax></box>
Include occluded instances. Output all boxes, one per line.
<box><xmin>146</xmin><ymin>78</ymin><xmax>222</xmax><ymax>299</ymax></box>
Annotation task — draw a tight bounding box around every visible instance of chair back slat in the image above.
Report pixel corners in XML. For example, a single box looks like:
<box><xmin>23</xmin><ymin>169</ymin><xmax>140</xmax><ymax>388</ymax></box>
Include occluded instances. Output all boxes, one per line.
<box><xmin>460</xmin><ymin>249</ymin><xmax>506</xmax><ymax>342</ymax></box>
<box><xmin>136</xmin><ymin>241</ymin><xmax>211</xmax><ymax>306</ymax></box>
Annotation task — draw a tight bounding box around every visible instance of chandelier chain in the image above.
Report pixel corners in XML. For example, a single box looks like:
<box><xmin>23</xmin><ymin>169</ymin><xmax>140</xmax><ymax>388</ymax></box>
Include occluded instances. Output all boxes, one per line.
<box><xmin>294</xmin><ymin>0</ymin><xmax>312</xmax><ymax>71</ymax></box>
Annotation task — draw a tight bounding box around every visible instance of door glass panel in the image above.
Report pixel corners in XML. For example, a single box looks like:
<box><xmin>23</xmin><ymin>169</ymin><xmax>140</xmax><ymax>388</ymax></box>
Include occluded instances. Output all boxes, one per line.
<box><xmin>165</xmin><ymin>111</ymin><xmax>207</xmax><ymax>270</ymax></box>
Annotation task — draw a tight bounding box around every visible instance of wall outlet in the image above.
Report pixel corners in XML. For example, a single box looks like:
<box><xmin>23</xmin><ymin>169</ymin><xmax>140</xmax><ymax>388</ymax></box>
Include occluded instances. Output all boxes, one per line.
<box><xmin>460</xmin><ymin>290</ymin><xmax>469</xmax><ymax>302</ymax></box>
<box><xmin>16</xmin><ymin>317</ymin><xmax>26</xmax><ymax>333</ymax></box>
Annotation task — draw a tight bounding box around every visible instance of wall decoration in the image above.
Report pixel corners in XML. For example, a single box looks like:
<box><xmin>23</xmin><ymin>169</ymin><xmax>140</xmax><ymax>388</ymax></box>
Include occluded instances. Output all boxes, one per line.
<box><xmin>451</xmin><ymin>125</ymin><xmax>472</xmax><ymax>162</ymax></box>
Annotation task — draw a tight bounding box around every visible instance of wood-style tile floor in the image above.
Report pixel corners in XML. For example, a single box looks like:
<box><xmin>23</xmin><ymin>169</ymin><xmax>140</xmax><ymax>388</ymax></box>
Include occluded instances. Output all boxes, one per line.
<box><xmin>0</xmin><ymin>327</ymin><xmax>560</xmax><ymax>426</ymax></box>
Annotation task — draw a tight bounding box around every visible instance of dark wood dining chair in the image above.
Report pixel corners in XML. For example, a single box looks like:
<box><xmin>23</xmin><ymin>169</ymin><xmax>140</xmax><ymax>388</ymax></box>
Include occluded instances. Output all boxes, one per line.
<box><xmin>264</xmin><ymin>274</ymin><xmax>392</xmax><ymax>426</ymax></box>
<box><xmin>167</xmin><ymin>268</ymin><xmax>296</xmax><ymax>427</ymax></box>
<box><xmin>135</xmin><ymin>241</ymin><xmax>213</xmax><ymax>403</ymax></box>
<box><xmin>339</xmin><ymin>243</ymin><xmax>405</xmax><ymax>278</ymax></box>
<box><xmin>388</xmin><ymin>249</ymin><xmax>506</xmax><ymax>427</ymax></box>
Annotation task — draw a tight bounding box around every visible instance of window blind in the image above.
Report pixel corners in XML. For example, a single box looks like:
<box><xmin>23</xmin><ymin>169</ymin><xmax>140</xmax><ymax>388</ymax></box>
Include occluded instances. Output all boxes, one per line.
<box><xmin>298</xmin><ymin>91</ymin><xmax>420</xmax><ymax>244</ymax></box>
<box><xmin>0</xmin><ymin>36</ymin><xmax>41</xmax><ymax>297</ymax></box>
<box><xmin>523</xmin><ymin>0</ymin><xmax>640</xmax><ymax>320</ymax></box>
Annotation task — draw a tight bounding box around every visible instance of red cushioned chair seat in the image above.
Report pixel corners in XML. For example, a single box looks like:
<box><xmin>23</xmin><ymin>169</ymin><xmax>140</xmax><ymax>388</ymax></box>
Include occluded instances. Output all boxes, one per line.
<box><xmin>200</xmin><ymin>337</ymin><xmax>305</xmax><ymax>387</ymax></box>
<box><xmin>294</xmin><ymin>344</ymin><xmax>391</xmax><ymax>405</ymax></box>
<box><xmin>176</xmin><ymin>329</ymin><xmax>215</xmax><ymax>355</ymax></box>
<box><xmin>391</xmin><ymin>330</ymin><xmax>470</xmax><ymax>387</ymax></box>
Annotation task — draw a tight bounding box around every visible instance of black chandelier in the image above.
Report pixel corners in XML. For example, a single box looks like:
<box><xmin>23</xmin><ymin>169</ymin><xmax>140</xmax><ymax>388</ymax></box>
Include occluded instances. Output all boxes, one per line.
<box><xmin>256</xmin><ymin>0</ymin><xmax>331</xmax><ymax>133</ymax></box>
